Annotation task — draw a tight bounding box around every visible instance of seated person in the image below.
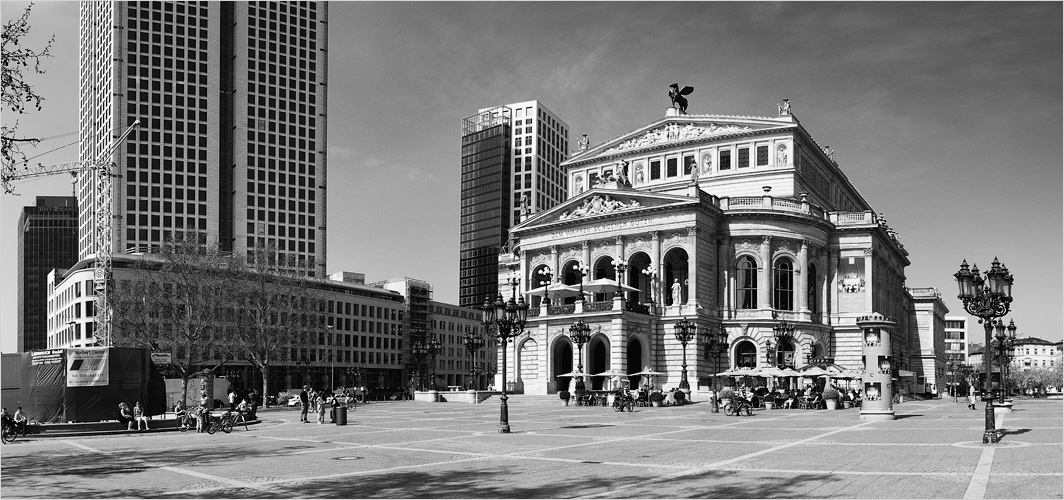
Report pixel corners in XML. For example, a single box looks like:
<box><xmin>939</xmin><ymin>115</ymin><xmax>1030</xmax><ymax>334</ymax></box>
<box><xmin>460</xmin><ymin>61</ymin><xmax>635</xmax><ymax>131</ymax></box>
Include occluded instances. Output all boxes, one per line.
<box><xmin>809</xmin><ymin>394</ymin><xmax>824</xmax><ymax>409</ymax></box>
<box><xmin>118</xmin><ymin>402</ymin><xmax>134</xmax><ymax>430</ymax></box>
<box><xmin>133</xmin><ymin>402</ymin><xmax>149</xmax><ymax>431</ymax></box>
<box><xmin>783</xmin><ymin>392</ymin><xmax>796</xmax><ymax>409</ymax></box>
<box><xmin>13</xmin><ymin>406</ymin><xmax>28</xmax><ymax>435</ymax></box>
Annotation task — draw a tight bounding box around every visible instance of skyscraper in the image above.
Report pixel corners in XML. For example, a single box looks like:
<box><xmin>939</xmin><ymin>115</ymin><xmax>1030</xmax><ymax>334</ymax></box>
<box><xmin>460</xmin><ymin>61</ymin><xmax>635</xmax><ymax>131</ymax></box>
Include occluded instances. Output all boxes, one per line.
<box><xmin>18</xmin><ymin>196</ymin><xmax>79</xmax><ymax>352</ymax></box>
<box><xmin>459</xmin><ymin>101</ymin><xmax>568</xmax><ymax>307</ymax></box>
<box><xmin>78</xmin><ymin>1</ymin><xmax>328</xmax><ymax>275</ymax></box>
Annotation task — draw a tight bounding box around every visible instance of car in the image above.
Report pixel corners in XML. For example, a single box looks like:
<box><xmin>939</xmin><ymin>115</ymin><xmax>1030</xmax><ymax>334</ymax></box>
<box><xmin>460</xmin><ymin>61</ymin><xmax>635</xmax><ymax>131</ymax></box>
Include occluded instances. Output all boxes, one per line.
<box><xmin>287</xmin><ymin>395</ymin><xmax>302</xmax><ymax>407</ymax></box>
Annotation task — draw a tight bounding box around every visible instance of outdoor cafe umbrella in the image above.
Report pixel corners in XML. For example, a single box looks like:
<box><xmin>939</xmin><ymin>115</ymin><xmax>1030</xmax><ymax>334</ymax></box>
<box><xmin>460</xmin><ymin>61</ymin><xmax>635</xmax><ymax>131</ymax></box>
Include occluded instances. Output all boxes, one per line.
<box><xmin>581</xmin><ymin>277</ymin><xmax>641</xmax><ymax>297</ymax></box>
<box><xmin>524</xmin><ymin>283</ymin><xmax>583</xmax><ymax>301</ymax></box>
<box><xmin>593</xmin><ymin>369</ymin><xmax>632</xmax><ymax>390</ymax></box>
<box><xmin>556</xmin><ymin>370</ymin><xmax>593</xmax><ymax>392</ymax></box>
<box><xmin>630</xmin><ymin>367</ymin><xmax>667</xmax><ymax>390</ymax></box>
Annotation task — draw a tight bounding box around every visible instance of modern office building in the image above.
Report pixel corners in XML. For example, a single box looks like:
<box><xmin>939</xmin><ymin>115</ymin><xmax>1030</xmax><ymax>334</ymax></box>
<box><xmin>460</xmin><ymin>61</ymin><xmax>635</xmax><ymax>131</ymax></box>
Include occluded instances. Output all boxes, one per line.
<box><xmin>46</xmin><ymin>255</ymin><xmax>406</xmax><ymax>394</ymax></box>
<box><xmin>78</xmin><ymin>1</ymin><xmax>328</xmax><ymax>275</ymax></box>
<box><xmin>17</xmin><ymin>196</ymin><xmax>79</xmax><ymax>352</ymax></box>
<box><xmin>945</xmin><ymin>316</ymin><xmax>969</xmax><ymax>361</ymax></box>
<box><xmin>459</xmin><ymin>101</ymin><xmax>568</xmax><ymax>308</ymax></box>
<box><xmin>490</xmin><ymin>100</ymin><xmax>937</xmax><ymax>400</ymax></box>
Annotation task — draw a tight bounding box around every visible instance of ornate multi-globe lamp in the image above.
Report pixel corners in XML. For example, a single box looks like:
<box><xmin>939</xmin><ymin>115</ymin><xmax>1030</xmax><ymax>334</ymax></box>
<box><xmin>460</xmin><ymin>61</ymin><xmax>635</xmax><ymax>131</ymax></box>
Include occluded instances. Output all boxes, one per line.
<box><xmin>480</xmin><ymin>288</ymin><xmax>529</xmax><ymax>434</ymax></box>
<box><xmin>673</xmin><ymin>317</ymin><xmax>697</xmax><ymax>390</ymax></box>
<box><xmin>954</xmin><ymin>257</ymin><xmax>1014</xmax><ymax>444</ymax></box>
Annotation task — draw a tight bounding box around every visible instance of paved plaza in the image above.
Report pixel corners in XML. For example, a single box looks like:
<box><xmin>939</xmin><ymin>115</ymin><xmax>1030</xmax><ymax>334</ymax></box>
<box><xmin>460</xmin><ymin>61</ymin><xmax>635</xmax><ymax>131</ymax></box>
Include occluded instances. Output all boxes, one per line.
<box><xmin>1</xmin><ymin>396</ymin><xmax>1060</xmax><ymax>499</ymax></box>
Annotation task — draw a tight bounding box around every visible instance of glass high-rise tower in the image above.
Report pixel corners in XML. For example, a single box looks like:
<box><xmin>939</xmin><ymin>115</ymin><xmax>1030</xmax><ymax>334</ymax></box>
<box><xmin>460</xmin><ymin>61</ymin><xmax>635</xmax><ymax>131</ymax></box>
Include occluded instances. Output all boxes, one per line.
<box><xmin>18</xmin><ymin>196</ymin><xmax>79</xmax><ymax>352</ymax></box>
<box><xmin>78</xmin><ymin>1</ymin><xmax>328</xmax><ymax>275</ymax></box>
<box><xmin>459</xmin><ymin>101</ymin><xmax>568</xmax><ymax>307</ymax></box>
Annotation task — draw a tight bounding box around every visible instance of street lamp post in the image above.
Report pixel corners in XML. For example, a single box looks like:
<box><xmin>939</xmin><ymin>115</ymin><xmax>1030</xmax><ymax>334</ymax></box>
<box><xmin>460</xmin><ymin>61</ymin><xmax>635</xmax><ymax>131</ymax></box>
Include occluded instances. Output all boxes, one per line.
<box><xmin>612</xmin><ymin>258</ymin><xmax>629</xmax><ymax>302</ymax></box>
<box><xmin>426</xmin><ymin>333</ymin><xmax>442</xmax><ymax>391</ymax></box>
<box><xmin>673</xmin><ymin>317</ymin><xmax>697</xmax><ymax>390</ymax></box>
<box><xmin>411</xmin><ymin>340</ymin><xmax>427</xmax><ymax>391</ymax></box>
<box><xmin>993</xmin><ymin>319</ymin><xmax>1017</xmax><ymax>404</ymax></box>
<box><xmin>568</xmin><ymin>319</ymin><xmax>592</xmax><ymax>371</ymax></box>
<box><xmin>703</xmin><ymin>327</ymin><xmax>729</xmax><ymax>391</ymax></box>
<box><xmin>480</xmin><ymin>287</ymin><xmax>529</xmax><ymax>434</ymax></box>
<box><xmin>574</xmin><ymin>262</ymin><xmax>589</xmax><ymax>302</ymax></box>
<box><xmin>537</xmin><ymin>266</ymin><xmax>553</xmax><ymax>306</ymax></box>
<box><xmin>641</xmin><ymin>265</ymin><xmax>658</xmax><ymax>312</ymax></box>
<box><xmin>954</xmin><ymin>257</ymin><xmax>1014</xmax><ymax>444</ymax></box>
<box><xmin>772</xmin><ymin>313</ymin><xmax>796</xmax><ymax>368</ymax></box>
<box><xmin>463</xmin><ymin>332</ymin><xmax>485</xmax><ymax>390</ymax></box>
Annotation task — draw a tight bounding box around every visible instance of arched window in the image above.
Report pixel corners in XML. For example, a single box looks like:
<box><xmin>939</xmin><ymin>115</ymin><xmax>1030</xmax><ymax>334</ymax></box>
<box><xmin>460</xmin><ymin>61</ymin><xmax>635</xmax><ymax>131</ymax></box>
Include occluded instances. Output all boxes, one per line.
<box><xmin>808</xmin><ymin>263</ymin><xmax>818</xmax><ymax>315</ymax></box>
<box><xmin>773</xmin><ymin>259</ymin><xmax>794</xmax><ymax>310</ymax></box>
<box><xmin>736</xmin><ymin>256</ymin><xmax>757</xmax><ymax>309</ymax></box>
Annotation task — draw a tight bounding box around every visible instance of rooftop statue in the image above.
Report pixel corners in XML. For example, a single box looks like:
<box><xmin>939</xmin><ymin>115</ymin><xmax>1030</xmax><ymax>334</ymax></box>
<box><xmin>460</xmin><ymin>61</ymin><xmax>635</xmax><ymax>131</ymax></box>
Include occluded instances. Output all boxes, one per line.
<box><xmin>668</xmin><ymin>83</ymin><xmax>694</xmax><ymax>114</ymax></box>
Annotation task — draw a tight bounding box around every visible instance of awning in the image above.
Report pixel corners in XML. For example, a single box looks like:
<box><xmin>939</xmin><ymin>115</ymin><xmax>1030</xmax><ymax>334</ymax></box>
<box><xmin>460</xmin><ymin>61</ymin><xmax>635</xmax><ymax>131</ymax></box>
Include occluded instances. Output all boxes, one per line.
<box><xmin>898</xmin><ymin>370</ymin><xmax>916</xmax><ymax>378</ymax></box>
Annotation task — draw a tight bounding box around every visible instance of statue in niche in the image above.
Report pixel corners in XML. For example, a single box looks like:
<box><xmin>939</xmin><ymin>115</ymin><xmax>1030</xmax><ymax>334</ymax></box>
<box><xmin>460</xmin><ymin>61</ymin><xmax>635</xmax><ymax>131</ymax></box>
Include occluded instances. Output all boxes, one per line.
<box><xmin>671</xmin><ymin>279</ymin><xmax>683</xmax><ymax>306</ymax></box>
<box><xmin>668</xmin><ymin>83</ymin><xmax>694</xmax><ymax>114</ymax></box>
<box><xmin>701</xmin><ymin>153</ymin><xmax>712</xmax><ymax>174</ymax></box>
<box><xmin>618</xmin><ymin>160</ymin><xmax>630</xmax><ymax>185</ymax></box>
<box><xmin>776</xmin><ymin>144</ymin><xmax>788</xmax><ymax>167</ymax></box>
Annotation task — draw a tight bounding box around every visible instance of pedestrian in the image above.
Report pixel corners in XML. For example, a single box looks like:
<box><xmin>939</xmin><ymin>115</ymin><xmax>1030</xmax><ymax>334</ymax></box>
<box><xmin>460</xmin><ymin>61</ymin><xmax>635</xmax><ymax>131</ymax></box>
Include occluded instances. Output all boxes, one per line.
<box><xmin>13</xmin><ymin>406</ymin><xmax>28</xmax><ymax>435</ymax></box>
<box><xmin>299</xmin><ymin>385</ymin><xmax>310</xmax><ymax>423</ymax></box>
<box><xmin>133</xmin><ymin>401</ymin><xmax>149</xmax><ymax>431</ymax></box>
<box><xmin>228</xmin><ymin>388</ymin><xmax>238</xmax><ymax>412</ymax></box>
<box><xmin>968</xmin><ymin>391</ymin><xmax>977</xmax><ymax>410</ymax></box>
<box><xmin>316</xmin><ymin>393</ymin><xmax>326</xmax><ymax>424</ymax></box>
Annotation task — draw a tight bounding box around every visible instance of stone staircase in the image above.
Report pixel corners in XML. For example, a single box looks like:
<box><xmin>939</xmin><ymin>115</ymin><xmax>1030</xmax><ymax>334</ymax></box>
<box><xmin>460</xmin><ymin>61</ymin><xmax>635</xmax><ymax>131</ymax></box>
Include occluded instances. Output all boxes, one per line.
<box><xmin>478</xmin><ymin>393</ymin><xmax>565</xmax><ymax>405</ymax></box>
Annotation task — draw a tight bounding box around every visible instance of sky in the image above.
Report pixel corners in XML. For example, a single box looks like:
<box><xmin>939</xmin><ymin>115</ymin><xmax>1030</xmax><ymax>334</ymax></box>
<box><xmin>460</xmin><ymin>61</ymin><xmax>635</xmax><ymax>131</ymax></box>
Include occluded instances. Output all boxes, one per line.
<box><xmin>2</xmin><ymin>1</ymin><xmax>1061</xmax><ymax>354</ymax></box>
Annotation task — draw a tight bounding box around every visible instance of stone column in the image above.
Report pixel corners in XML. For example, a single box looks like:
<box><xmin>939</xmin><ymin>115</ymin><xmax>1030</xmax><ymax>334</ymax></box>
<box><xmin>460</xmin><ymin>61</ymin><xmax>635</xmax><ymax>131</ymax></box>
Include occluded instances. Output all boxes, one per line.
<box><xmin>720</xmin><ymin>237</ymin><xmax>732</xmax><ymax>317</ymax></box>
<box><xmin>550</xmin><ymin>245</ymin><xmax>559</xmax><ymax>284</ymax></box>
<box><xmin>829</xmin><ymin>250</ymin><xmax>839</xmax><ymax>325</ymax></box>
<box><xmin>686</xmin><ymin>226</ymin><xmax>699</xmax><ymax>307</ymax></box>
<box><xmin>863</xmin><ymin>248</ymin><xmax>874</xmax><ymax>314</ymax></box>
<box><xmin>759</xmin><ymin>236</ymin><xmax>773</xmax><ymax>310</ymax></box>
<box><xmin>797</xmin><ymin>239</ymin><xmax>809</xmax><ymax>313</ymax></box>
<box><xmin>651</xmin><ymin>231</ymin><xmax>662</xmax><ymax>306</ymax></box>
<box><xmin>581</xmin><ymin>240</ymin><xmax>591</xmax><ymax>286</ymax></box>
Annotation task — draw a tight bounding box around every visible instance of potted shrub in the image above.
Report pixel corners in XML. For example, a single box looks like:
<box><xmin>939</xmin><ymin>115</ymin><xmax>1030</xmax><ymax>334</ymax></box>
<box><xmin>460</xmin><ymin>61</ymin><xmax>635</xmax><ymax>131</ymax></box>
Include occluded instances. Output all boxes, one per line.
<box><xmin>719</xmin><ymin>387</ymin><xmax>735</xmax><ymax>407</ymax></box>
<box><xmin>673</xmin><ymin>390</ymin><xmax>686</xmax><ymax>405</ymax></box>
<box><xmin>649</xmin><ymin>391</ymin><xmax>664</xmax><ymax>407</ymax></box>
<box><xmin>822</xmin><ymin>387</ymin><xmax>840</xmax><ymax>410</ymax></box>
<box><xmin>559</xmin><ymin>390</ymin><xmax>571</xmax><ymax>406</ymax></box>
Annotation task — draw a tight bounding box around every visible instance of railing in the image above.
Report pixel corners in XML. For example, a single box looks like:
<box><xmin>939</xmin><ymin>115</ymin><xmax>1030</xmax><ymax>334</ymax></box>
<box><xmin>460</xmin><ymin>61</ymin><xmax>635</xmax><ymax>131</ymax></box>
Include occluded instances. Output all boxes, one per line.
<box><xmin>584</xmin><ymin>301</ymin><xmax>614</xmax><ymax>312</ymax></box>
<box><xmin>625</xmin><ymin>302</ymin><xmax>651</xmax><ymax>315</ymax></box>
<box><xmin>526</xmin><ymin>308</ymin><xmax>540</xmax><ymax>317</ymax></box>
<box><xmin>548</xmin><ymin>305</ymin><xmax>575</xmax><ymax>315</ymax></box>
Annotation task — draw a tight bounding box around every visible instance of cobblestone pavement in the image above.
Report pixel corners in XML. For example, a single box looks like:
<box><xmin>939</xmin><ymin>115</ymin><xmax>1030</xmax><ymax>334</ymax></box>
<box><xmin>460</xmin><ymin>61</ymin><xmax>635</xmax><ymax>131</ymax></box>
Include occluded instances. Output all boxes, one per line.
<box><xmin>1</xmin><ymin>397</ymin><xmax>1060</xmax><ymax>498</ymax></box>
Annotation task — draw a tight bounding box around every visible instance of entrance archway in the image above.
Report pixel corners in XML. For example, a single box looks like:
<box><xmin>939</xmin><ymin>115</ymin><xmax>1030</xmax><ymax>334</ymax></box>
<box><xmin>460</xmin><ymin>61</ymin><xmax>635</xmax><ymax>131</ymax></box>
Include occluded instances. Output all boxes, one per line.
<box><xmin>628</xmin><ymin>252</ymin><xmax>651</xmax><ymax>305</ymax></box>
<box><xmin>734</xmin><ymin>340</ymin><xmax>757</xmax><ymax>368</ymax></box>
<box><xmin>552</xmin><ymin>338</ymin><xmax>573</xmax><ymax>393</ymax></box>
<box><xmin>663</xmin><ymin>248</ymin><xmax>690</xmax><ymax>305</ymax></box>
<box><xmin>627</xmin><ymin>338</ymin><xmax>644</xmax><ymax>388</ymax></box>
<box><xmin>775</xmin><ymin>338</ymin><xmax>797</xmax><ymax>368</ymax></box>
<box><xmin>588</xmin><ymin>336</ymin><xmax>610</xmax><ymax>390</ymax></box>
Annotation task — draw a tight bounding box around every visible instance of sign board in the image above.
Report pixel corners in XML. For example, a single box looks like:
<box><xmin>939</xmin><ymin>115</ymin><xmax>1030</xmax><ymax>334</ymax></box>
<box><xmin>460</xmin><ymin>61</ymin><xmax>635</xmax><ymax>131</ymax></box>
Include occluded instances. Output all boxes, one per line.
<box><xmin>66</xmin><ymin>348</ymin><xmax>109</xmax><ymax>387</ymax></box>
<box><xmin>150</xmin><ymin>352</ymin><xmax>172</xmax><ymax>365</ymax></box>
<box><xmin>31</xmin><ymin>349</ymin><xmax>64</xmax><ymax>366</ymax></box>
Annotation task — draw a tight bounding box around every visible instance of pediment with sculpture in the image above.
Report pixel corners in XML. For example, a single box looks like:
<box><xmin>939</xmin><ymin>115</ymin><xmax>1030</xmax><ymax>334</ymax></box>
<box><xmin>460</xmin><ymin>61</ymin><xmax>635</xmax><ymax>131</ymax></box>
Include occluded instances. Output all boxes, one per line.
<box><xmin>605</xmin><ymin>122</ymin><xmax>754</xmax><ymax>153</ymax></box>
<box><xmin>558</xmin><ymin>194</ymin><xmax>641</xmax><ymax>220</ymax></box>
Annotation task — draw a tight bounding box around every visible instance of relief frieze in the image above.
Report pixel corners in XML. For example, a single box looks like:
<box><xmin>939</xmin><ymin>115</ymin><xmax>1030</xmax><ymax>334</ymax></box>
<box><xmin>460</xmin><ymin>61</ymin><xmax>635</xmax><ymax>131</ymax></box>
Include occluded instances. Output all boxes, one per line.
<box><xmin>606</xmin><ymin>123</ymin><xmax>753</xmax><ymax>153</ymax></box>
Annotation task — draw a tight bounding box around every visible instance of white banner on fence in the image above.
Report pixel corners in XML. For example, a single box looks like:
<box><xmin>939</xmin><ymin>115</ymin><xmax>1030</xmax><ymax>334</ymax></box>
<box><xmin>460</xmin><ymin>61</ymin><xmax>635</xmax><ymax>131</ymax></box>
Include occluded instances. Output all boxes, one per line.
<box><xmin>66</xmin><ymin>348</ymin><xmax>109</xmax><ymax>387</ymax></box>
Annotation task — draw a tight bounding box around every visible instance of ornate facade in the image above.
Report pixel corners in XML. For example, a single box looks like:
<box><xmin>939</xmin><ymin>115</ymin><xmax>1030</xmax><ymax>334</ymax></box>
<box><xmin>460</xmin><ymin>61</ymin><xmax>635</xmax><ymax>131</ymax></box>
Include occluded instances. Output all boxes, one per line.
<box><xmin>490</xmin><ymin>105</ymin><xmax>919</xmax><ymax>396</ymax></box>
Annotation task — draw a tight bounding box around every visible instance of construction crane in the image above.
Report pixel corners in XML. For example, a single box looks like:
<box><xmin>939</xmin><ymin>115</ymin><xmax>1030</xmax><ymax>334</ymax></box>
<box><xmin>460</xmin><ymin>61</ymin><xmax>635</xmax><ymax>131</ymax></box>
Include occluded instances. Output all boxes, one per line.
<box><xmin>2</xmin><ymin>120</ymin><xmax>139</xmax><ymax>346</ymax></box>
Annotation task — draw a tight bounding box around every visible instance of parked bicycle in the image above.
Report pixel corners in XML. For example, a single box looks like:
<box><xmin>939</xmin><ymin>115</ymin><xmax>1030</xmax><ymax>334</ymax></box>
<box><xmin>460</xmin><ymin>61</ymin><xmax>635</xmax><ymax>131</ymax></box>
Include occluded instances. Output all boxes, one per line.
<box><xmin>1</xmin><ymin>420</ymin><xmax>17</xmax><ymax>443</ymax></box>
<box><xmin>724</xmin><ymin>399</ymin><xmax>753</xmax><ymax>416</ymax></box>
<box><xmin>176</xmin><ymin>407</ymin><xmax>199</xmax><ymax>432</ymax></box>
<box><xmin>612</xmin><ymin>391</ymin><xmax>635</xmax><ymax>412</ymax></box>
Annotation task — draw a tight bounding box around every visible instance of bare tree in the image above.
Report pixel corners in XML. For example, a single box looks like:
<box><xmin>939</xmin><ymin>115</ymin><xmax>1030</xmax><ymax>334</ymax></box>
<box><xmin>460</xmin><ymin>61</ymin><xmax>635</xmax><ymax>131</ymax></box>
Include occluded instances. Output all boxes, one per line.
<box><xmin>232</xmin><ymin>242</ymin><xmax>328</xmax><ymax>406</ymax></box>
<box><xmin>109</xmin><ymin>231</ymin><xmax>241</xmax><ymax>408</ymax></box>
<box><xmin>2</xmin><ymin>2</ymin><xmax>55</xmax><ymax>172</ymax></box>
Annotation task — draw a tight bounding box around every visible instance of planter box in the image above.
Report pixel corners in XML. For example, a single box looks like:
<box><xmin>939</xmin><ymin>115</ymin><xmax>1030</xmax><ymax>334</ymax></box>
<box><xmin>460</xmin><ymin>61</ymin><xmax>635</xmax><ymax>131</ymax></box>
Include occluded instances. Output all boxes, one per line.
<box><xmin>825</xmin><ymin>399</ymin><xmax>838</xmax><ymax>410</ymax></box>
<box><xmin>842</xmin><ymin>401</ymin><xmax>852</xmax><ymax>409</ymax></box>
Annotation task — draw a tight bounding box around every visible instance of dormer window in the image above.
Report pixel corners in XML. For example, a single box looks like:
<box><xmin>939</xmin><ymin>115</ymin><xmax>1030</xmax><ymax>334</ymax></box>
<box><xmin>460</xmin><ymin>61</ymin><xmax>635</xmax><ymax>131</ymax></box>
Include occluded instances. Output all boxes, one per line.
<box><xmin>738</xmin><ymin>147</ymin><xmax>750</xmax><ymax>168</ymax></box>
<box><xmin>719</xmin><ymin>150</ymin><xmax>731</xmax><ymax>170</ymax></box>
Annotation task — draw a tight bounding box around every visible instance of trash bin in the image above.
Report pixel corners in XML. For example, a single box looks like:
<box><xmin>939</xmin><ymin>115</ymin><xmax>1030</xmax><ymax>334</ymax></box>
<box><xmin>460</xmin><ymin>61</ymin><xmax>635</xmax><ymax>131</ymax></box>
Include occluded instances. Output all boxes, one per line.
<box><xmin>335</xmin><ymin>405</ymin><xmax>348</xmax><ymax>426</ymax></box>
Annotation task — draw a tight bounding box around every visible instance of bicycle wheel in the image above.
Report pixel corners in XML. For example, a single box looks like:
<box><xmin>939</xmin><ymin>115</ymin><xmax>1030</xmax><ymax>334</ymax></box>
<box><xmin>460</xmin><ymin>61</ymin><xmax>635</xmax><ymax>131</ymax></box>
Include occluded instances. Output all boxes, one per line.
<box><xmin>624</xmin><ymin>400</ymin><xmax>634</xmax><ymax>412</ymax></box>
<box><xmin>1</xmin><ymin>426</ymin><xmax>14</xmax><ymax>443</ymax></box>
<box><xmin>740</xmin><ymin>404</ymin><xmax>752</xmax><ymax>417</ymax></box>
<box><xmin>207</xmin><ymin>420</ymin><xmax>217</xmax><ymax>435</ymax></box>
<box><xmin>724</xmin><ymin>403</ymin><xmax>735</xmax><ymax>416</ymax></box>
<box><xmin>222</xmin><ymin>418</ymin><xmax>233</xmax><ymax>434</ymax></box>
